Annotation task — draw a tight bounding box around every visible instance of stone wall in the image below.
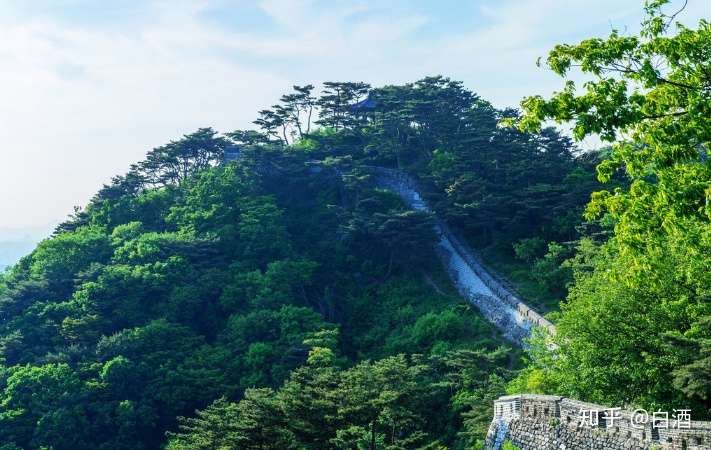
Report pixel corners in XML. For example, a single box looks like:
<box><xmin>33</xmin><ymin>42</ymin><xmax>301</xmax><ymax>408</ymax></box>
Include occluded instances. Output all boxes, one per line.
<box><xmin>367</xmin><ymin>166</ymin><xmax>555</xmax><ymax>343</ymax></box>
<box><xmin>486</xmin><ymin>394</ymin><xmax>711</xmax><ymax>450</ymax></box>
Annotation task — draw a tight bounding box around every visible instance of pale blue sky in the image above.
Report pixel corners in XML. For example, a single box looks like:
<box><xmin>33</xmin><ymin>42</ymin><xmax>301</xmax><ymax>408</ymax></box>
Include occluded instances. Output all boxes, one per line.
<box><xmin>0</xmin><ymin>0</ymin><xmax>708</xmax><ymax>231</ymax></box>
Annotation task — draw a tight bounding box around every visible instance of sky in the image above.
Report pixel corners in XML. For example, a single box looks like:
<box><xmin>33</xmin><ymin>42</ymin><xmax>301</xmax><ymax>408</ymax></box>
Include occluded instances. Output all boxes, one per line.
<box><xmin>0</xmin><ymin>0</ymin><xmax>708</xmax><ymax>233</ymax></box>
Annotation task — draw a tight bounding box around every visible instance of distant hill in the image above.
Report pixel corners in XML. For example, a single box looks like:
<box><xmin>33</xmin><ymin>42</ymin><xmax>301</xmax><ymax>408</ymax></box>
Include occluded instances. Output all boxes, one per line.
<box><xmin>0</xmin><ymin>240</ymin><xmax>37</xmax><ymax>269</ymax></box>
<box><xmin>0</xmin><ymin>225</ymin><xmax>53</xmax><ymax>269</ymax></box>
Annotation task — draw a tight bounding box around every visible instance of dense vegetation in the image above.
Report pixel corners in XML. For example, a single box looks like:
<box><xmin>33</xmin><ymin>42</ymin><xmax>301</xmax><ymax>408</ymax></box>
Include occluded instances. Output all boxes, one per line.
<box><xmin>4</xmin><ymin>1</ymin><xmax>707</xmax><ymax>448</ymax></box>
<box><xmin>0</xmin><ymin>71</ymin><xmax>599</xmax><ymax>448</ymax></box>
<box><xmin>511</xmin><ymin>0</ymin><xmax>711</xmax><ymax>419</ymax></box>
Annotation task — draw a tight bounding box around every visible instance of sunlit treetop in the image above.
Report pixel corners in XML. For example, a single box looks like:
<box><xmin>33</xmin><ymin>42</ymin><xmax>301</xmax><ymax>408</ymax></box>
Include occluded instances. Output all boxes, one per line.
<box><xmin>511</xmin><ymin>0</ymin><xmax>711</xmax><ymax>243</ymax></box>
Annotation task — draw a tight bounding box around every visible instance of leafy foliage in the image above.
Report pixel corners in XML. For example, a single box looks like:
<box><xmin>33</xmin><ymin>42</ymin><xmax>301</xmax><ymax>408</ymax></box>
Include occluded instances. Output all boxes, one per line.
<box><xmin>510</xmin><ymin>0</ymin><xmax>711</xmax><ymax>418</ymax></box>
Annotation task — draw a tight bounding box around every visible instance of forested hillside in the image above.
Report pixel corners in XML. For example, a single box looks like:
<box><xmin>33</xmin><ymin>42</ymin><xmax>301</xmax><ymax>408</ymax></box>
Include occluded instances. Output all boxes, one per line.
<box><xmin>0</xmin><ymin>75</ymin><xmax>602</xmax><ymax>449</ymax></box>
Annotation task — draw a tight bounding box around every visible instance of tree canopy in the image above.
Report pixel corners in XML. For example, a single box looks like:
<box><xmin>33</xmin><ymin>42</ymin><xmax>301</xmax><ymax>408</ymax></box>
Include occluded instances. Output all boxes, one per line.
<box><xmin>509</xmin><ymin>0</ymin><xmax>711</xmax><ymax>417</ymax></box>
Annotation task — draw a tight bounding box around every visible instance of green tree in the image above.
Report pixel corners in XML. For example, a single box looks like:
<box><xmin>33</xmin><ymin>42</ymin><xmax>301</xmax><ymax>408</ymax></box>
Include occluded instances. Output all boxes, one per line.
<box><xmin>166</xmin><ymin>397</ymin><xmax>242</xmax><ymax>450</ymax></box>
<box><xmin>510</xmin><ymin>0</ymin><xmax>711</xmax><ymax>415</ymax></box>
<box><xmin>0</xmin><ymin>363</ymin><xmax>85</xmax><ymax>449</ymax></box>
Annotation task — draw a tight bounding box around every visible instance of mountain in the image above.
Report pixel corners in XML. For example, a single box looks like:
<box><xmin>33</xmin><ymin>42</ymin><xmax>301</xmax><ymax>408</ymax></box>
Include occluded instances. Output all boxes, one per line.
<box><xmin>0</xmin><ymin>78</ymin><xmax>604</xmax><ymax>449</ymax></box>
<box><xmin>1</xmin><ymin>3</ymin><xmax>707</xmax><ymax>449</ymax></box>
<box><xmin>0</xmin><ymin>225</ymin><xmax>54</xmax><ymax>269</ymax></box>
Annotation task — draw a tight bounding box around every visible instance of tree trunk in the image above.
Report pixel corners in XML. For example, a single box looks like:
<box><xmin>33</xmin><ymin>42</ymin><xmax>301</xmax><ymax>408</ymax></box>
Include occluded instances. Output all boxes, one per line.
<box><xmin>306</xmin><ymin>106</ymin><xmax>313</xmax><ymax>134</ymax></box>
<box><xmin>370</xmin><ymin>421</ymin><xmax>376</xmax><ymax>450</ymax></box>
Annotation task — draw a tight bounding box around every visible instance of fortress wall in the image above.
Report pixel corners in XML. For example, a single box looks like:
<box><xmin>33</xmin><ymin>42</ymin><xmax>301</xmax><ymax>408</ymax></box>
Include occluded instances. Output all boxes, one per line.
<box><xmin>486</xmin><ymin>394</ymin><xmax>711</xmax><ymax>450</ymax></box>
<box><xmin>367</xmin><ymin>166</ymin><xmax>555</xmax><ymax>343</ymax></box>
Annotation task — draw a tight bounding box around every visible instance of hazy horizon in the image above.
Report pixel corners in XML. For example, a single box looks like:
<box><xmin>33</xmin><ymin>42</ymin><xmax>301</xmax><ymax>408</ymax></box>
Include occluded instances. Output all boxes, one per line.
<box><xmin>0</xmin><ymin>223</ymin><xmax>55</xmax><ymax>269</ymax></box>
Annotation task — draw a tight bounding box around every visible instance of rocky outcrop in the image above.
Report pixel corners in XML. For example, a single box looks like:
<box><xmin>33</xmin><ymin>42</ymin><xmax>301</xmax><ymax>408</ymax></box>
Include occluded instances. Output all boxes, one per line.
<box><xmin>486</xmin><ymin>394</ymin><xmax>711</xmax><ymax>450</ymax></box>
<box><xmin>367</xmin><ymin>167</ymin><xmax>554</xmax><ymax>344</ymax></box>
